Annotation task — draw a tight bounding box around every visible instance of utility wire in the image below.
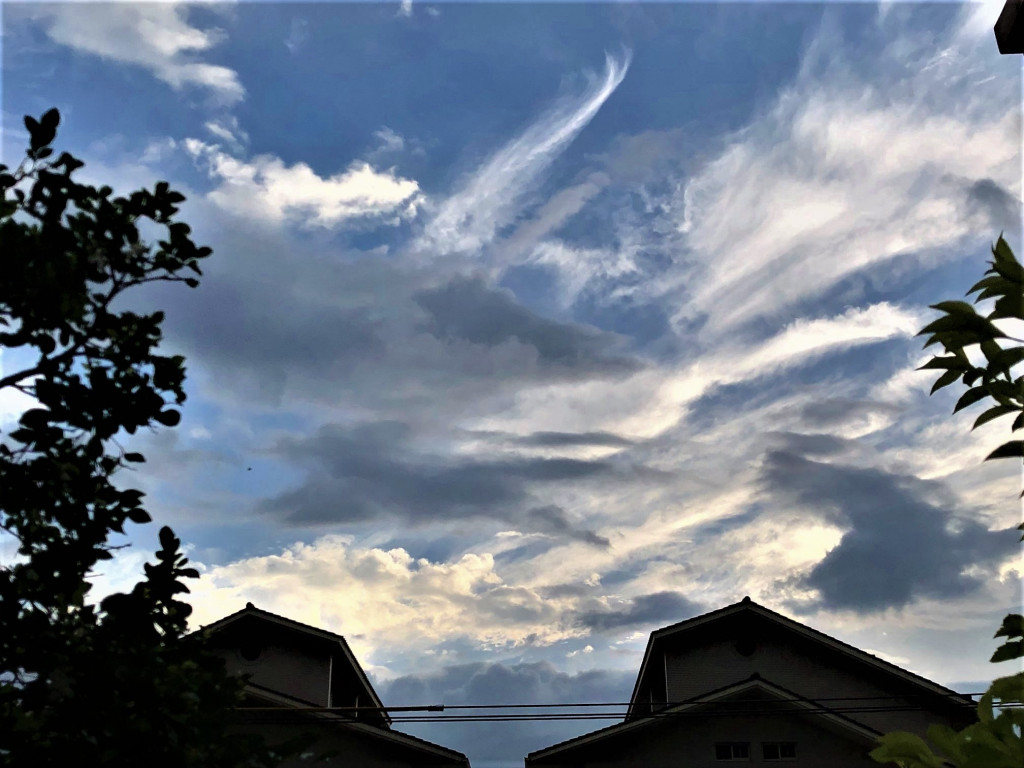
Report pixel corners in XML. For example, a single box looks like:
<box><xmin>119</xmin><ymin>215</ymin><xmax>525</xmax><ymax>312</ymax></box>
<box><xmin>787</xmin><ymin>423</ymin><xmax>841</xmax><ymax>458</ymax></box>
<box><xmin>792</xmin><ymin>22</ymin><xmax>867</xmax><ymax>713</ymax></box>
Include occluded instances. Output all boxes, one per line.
<box><xmin>237</xmin><ymin>691</ymin><xmax>990</xmax><ymax>714</ymax></box>
<box><xmin>237</xmin><ymin>701</ymin><xmax>1021</xmax><ymax>726</ymax></box>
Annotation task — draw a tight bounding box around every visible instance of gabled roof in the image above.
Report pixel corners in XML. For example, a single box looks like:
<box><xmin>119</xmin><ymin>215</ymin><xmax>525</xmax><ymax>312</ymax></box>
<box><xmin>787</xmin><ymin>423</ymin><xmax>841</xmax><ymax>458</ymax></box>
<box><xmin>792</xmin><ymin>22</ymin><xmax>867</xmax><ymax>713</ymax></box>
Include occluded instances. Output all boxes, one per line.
<box><xmin>200</xmin><ymin>603</ymin><xmax>391</xmax><ymax>726</ymax></box>
<box><xmin>241</xmin><ymin>682</ymin><xmax>470</xmax><ymax>766</ymax></box>
<box><xmin>528</xmin><ymin>674</ymin><xmax>883</xmax><ymax>763</ymax></box>
<box><xmin>627</xmin><ymin>596</ymin><xmax>975</xmax><ymax>718</ymax></box>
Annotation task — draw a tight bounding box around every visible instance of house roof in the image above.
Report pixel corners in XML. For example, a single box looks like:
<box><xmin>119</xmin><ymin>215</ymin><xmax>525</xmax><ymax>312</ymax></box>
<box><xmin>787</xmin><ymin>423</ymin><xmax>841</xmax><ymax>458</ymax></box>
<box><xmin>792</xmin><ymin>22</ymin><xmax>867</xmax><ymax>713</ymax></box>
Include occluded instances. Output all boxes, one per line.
<box><xmin>527</xmin><ymin>674</ymin><xmax>884</xmax><ymax>763</ymax></box>
<box><xmin>199</xmin><ymin>603</ymin><xmax>391</xmax><ymax>726</ymax></box>
<box><xmin>240</xmin><ymin>682</ymin><xmax>470</xmax><ymax>766</ymax></box>
<box><xmin>627</xmin><ymin>596</ymin><xmax>975</xmax><ymax>718</ymax></box>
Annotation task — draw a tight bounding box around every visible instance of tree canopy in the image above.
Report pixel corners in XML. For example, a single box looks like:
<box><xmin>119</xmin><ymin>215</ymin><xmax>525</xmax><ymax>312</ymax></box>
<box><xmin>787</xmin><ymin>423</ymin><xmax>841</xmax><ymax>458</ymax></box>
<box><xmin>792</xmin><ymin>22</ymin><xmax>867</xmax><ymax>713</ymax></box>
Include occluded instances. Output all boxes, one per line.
<box><xmin>0</xmin><ymin>109</ymin><xmax>284</xmax><ymax>766</ymax></box>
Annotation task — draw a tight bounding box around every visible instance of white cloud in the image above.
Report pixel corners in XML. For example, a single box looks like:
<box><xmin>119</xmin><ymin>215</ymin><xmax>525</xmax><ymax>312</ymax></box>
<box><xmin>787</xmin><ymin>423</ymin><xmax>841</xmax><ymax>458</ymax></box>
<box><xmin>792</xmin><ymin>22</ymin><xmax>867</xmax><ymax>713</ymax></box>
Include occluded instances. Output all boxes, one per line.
<box><xmin>188</xmin><ymin>536</ymin><xmax>587</xmax><ymax>662</ymax></box>
<box><xmin>203</xmin><ymin>116</ymin><xmax>248</xmax><ymax>152</ymax></box>
<box><xmin>662</xmin><ymin>25</ymin><xmax>1020</xmax><ymax>334</ymax></box>
<box><xmin>284</xmin><ymin>17</ymin><xmax>309</xmax><ymax>54</ymax></box>
<box><xmin>185</xmin><ymin>139</ymin><xmax>423</xmax><ymax>227</ymax></box>
<box><xmin>477</xmin><ymin>302</ymin><xmax>922</xmax><ymax>442</ymax></box>
<box><xmin>26</xmin><ymin>3</ymin><xmax>244</xmax><ymax>104</ymax></box>
<box><xmin>397</xmin><ymin>0</ymin><xmax>414</xmax><ymax>19</ymax></box>
<box><xmin>373</xmin><ymin>126</ymin><xmax>406</xmax><ymax>155</ymax></box>
<box><xmin>420</xmin><ymin>51</ymin><xmax>631</xmax><ymax>256</ymax></box>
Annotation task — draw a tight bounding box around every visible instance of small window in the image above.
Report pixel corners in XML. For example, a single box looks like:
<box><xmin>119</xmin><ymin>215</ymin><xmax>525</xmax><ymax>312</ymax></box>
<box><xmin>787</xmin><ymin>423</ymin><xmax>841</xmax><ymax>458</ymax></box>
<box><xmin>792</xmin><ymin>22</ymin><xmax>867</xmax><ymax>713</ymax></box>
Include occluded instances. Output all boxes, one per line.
<box><xmin>715</xmin><ymin>742</ymin><xmax>750</xmax><ymax>761</ymax></box>
<box><xmin>763</xmin><ymin>742</ymin><xmax>797</xmax><ymax>761</ymax></box>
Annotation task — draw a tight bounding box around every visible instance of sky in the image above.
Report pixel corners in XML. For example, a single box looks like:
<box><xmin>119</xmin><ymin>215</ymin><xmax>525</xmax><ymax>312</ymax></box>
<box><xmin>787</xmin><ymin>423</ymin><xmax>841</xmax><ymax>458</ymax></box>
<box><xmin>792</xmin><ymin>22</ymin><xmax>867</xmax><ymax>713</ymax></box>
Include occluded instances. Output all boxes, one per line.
<box><xmin>1</xmin><ymin>1</ymin><xmax>1022</xmax><ymax>765</ymax></box>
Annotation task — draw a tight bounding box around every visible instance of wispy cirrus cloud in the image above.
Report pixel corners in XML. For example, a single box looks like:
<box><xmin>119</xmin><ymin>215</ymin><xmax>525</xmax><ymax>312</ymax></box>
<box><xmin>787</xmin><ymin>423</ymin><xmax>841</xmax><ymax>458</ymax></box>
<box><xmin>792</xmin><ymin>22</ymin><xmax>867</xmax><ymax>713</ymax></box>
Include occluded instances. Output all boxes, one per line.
<box><xmin>420</xmin><ymin>51</ymin><xmax>631</xmax><ymax>256</ymax></box>
<box><xmin>668</xmin><ymin>17</ymin><xmax>1019</xmax><ymax>334</ymax></box>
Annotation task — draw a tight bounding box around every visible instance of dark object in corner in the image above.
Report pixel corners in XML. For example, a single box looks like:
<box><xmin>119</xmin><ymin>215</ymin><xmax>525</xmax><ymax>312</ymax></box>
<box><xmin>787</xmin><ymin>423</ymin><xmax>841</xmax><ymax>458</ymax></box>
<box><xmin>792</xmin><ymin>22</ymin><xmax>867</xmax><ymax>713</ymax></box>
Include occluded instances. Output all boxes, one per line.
<box><xmin>995</xmin><ymin>0</ymin><xmax>1024</xmax><ymax>54</ymax></box>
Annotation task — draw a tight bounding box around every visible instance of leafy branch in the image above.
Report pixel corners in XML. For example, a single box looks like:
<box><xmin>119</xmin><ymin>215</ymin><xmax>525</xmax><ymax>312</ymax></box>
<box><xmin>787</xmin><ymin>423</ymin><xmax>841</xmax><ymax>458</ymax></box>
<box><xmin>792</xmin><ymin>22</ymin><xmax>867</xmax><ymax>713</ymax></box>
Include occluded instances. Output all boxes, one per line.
<box><xmin>871</xmin><ymin>238</ymin><xmax>1024</xmax><ymax>768</ymax></box>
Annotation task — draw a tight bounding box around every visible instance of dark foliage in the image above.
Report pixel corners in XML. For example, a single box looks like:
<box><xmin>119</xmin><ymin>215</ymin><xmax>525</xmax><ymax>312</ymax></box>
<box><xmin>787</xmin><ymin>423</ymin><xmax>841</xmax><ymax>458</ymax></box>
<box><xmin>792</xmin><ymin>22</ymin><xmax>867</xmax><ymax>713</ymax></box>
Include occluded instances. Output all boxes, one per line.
<box><xmin>0</xmin><ymin>110</ymin><xmax>286</xmax><ymax>767</ymax></box>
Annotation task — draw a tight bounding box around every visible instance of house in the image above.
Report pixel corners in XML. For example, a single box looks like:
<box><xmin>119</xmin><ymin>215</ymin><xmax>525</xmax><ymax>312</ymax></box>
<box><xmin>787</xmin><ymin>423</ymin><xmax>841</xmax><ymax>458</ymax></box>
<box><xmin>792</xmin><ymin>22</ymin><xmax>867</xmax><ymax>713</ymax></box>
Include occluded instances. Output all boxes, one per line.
<box><xmin>201</xmin><ymin>603</ymin><xmax>470</xmax><ymax>768</ymax></box>
<box><xmin>527</xmin><ymin>597</ymin><xmax>976</xmax><ymax>767</ymax></box>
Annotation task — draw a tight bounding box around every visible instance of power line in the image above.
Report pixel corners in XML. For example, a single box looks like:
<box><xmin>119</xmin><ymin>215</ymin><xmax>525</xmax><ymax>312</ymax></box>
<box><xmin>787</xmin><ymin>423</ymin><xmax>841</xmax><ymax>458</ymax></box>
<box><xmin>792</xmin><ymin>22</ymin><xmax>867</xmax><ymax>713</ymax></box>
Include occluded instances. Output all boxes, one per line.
<box><xmin>236</xmin><ymin>699</ymin><xmax>1020</xmax><ymax>726</ymax></box>
<box><xmin>237</xmin><ymin>690</ymin><xmax>989</xmax><ymax>715</ymax></box>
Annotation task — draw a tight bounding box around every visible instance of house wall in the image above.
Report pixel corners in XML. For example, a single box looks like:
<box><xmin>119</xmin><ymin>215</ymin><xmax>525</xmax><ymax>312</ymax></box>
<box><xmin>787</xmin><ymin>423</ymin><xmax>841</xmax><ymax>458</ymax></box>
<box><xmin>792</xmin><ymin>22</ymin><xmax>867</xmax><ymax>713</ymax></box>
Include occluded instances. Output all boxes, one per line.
<box><xmin>529</xmin><ymin>708</ymin><xmax>877</xmax><ymax>768</ymax></box>
<box><xmin>235</xmin><ymin>719</ymin><xmax>463</xmax><ymax>768</ymax></box>
<box><xmin>662</xmin><ymin>634</ymin><xmax>960</xmax><ymax>735</ymax></box>
<box><xmin>221</xmin><ymin>642</ymin><xmax>333</xmax><ymax>706</ymax></box>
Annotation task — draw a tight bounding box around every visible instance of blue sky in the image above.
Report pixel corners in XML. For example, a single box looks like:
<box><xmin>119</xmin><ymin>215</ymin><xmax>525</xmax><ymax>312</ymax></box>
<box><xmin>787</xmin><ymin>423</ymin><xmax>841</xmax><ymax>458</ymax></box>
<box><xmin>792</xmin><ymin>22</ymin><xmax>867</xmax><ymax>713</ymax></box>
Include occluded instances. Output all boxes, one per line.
<box><xmin>1</xmin><ymin>2</ymin><xmax>1021</xmax><ymax>766</ymax></box>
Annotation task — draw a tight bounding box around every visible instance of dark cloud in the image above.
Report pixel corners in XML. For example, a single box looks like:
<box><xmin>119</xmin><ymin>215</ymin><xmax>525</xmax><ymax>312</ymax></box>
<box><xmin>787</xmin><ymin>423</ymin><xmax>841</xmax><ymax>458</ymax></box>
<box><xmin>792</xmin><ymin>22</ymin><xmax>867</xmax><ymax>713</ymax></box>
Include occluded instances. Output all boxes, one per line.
<box><xmin>797</xmin><ymin>398</ymin><xmax>903</xmax><ymax>430</ymax></box>
<box><xmin>768</xmin><ymin>431</ymin><xmax>857</xmax><ymax>458</ymax></box>
<box><xmin>414</xmin><ymin>276</ymin><xmax>641</xmax><ymax>377</ymax></box>
<box><xmin>538</xmin><ymin>582</ymin><xmax>601</xmax><ymax>600</ymax></box>
<box><xmin>965</xmin><ymin>178</ymin><xmax>1020</xmax><ymax>231</ymax></box>
<box><xmin>576</xmin><ymin>591</ymin><xmax>702</xmax><ymax>632</ymax></box>
<box><xmin>149</xmin><ymin>221</ymin><xmax>645</xmax><ymax>415</ymax></box>
<box><xmin>513</xmin><ymin>431</ymin><xmax>635</xmax><ymax>448</ymax></box>
<box><xmin>175</xmin><ymin>278</ymin><xmax>382</xmax><ymax>377</ymax></box>
<box><xmin>378</xmin><ymin>661</ymin><xmax>634</xmax><ymax>765</ymax></box>
<box><xmin>261</xmin><ymin>422</ymin><xmax>648</xmax><ymax>534</ymax></box>
<box><xmin>761</xmin><ymin>450</ymin><xmax>1018</xmax><ymax>613</ymax></box>
<box><xmin>527</xmin><ymin>506</ymin><xmax>610</xmax><ymax>548</ymax></box>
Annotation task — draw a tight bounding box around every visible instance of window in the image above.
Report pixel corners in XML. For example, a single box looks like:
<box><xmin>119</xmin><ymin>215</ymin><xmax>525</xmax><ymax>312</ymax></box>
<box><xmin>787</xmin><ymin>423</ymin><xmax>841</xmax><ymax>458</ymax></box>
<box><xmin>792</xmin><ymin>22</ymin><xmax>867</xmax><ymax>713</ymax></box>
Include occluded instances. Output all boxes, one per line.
<box><xmin>715</xmin><ymin>742</ymin><xmax>750</xmax><ymax>761</ymax></box>
<box><xmin>762</xmin><ymin>742</ymin><xmax>797</xmax><ymax>761</ymax></box>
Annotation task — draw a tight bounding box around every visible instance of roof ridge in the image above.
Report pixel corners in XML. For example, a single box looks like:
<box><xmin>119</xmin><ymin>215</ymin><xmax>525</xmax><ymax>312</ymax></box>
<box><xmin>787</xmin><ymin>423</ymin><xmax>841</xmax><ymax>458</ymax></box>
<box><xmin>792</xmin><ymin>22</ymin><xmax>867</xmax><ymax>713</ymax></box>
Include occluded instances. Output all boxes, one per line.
<box><xmin>631</xmin><ymin>598</ymin><xmax>974</xmax><ymax>710</ymax></box>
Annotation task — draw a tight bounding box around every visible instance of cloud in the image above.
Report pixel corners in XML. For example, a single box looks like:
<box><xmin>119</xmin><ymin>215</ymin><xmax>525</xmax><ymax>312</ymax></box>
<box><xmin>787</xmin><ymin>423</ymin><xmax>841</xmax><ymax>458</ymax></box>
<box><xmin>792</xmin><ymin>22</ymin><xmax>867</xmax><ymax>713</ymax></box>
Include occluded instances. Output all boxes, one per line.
<box><xmin>761</xmin><ymin>450</ymin><xmax>1019</xmax><ymax>612</ymax></box>
<box><xmin>203</xmin><ymin>116</ymin><xmax>248</xmax><ymax>153</ymax></box>
<box><xmin>284</xmin><ymin>17</ymin><xmax>309</xmax><ymax>54</ymax></box>
<box><xmin>259</xmin><ymin>421</ymin><xmax>647</xmax><ymax>535</ymax></box>
<box><xmin>420</xmin><ymin>51</ymin><xmax>631</xmax><ymax>255</ymax></box>
<box><xmin>664</xmin><ymin>20</ymin><xmax>1019</xmax><ymax>333</ymax></box>
<box><xmin>490</xmin><ymin>301</ymin><xmax>920</xmax><ymax>443</ymax></box>
<box><xmin>24</xmin><ymin>3</ymin><xmax>244</xmax><ymax>104</ymax></box>
<box><xmin>373</xmin><ymin>126</ymin><xmax>406</xmax><ymax>155</ymax></box>
<box><xmin>511</xmin><ymin>431</ymin><xmax>635</xmax><ymax>449</ymax></box>
<box><xmin>527</xmin><ymin>506</ymin><xmax>610</xmax><ymax>549</ymax></box>
<box><xmin>575</xmin><ymin>591</ymin><xmax>702</xmax><ymax>632</ymax></box>
<box><xmin>414</xmin><ymin>276</ymin><xmax>640</xmax><ymax>376</ymax></box>
<box><xmin>796</xmin><ymin>398</ymin><xmax>904</xmax><ymax>431</ymax></box>
<box><xmin>379</xmin><ymin>662</ymin><xmax>635</xmax><ymax>764</ymax></box>
<box><xmin>184</xmin><ymin>139</ymin><xmax>423</xmax><ymax>227</ymax></box>
<box><xmin>188</xmin><ymin>536</ymin><xmax>578</xmax><ymax>656</ymax></box>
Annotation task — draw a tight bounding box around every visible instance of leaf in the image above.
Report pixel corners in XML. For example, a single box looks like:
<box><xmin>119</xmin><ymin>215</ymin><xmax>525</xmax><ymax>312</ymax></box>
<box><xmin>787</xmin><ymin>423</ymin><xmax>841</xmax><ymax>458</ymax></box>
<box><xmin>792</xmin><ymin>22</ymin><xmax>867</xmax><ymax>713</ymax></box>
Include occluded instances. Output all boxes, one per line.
<box><xmin>40</xmin><ymin>107</ymin><xmax>60</xmax><ymax>130</ymax></box>
<box><xmin>126</xmin><ymin>509</ymin><xmax>152</xmax><ymax>525</ymax></box>
<box><xmin>985</xmin><ymin>440</ymin><xmax>1024</xmax><ymax>460</ymax></box>
<box><xmin>918</xmin><ymin>356</ymin><xmax>970</xmax><ymax>372</ymax></box>
<box><xmin>953</xmin><ymin>387</ymin><xmax>989</xmax><ymax>413</ymax></box>
<box><xmin>870</xmin><ymin>732</ymin><xmax>944</xmax><ymax>768</ymax></box>
<box><xmin>994</xmin><ymin>614</ymin><xmax>1024</xmax><ymax>640</ymax></box>
<box><xmin>123</xmin><ymin>452</ymin><xmax>145</xmax><ymax>463</ymax></box>
<box><xmin>925</xmin><ymin>723</ymin><xmax>966</xmax><ymax>765</ymax></box>
<box><xmin>968</xmin><ymin>274</ymin><xmax>1017</xmax><ymax>298</ymax></box>
<box><xmin>154</xmin><ymin>409</ymin><xmax>181</xmax><ymax>427</ymax></box>
<box><xmin>973</xmin><ymin>405</ymin><xmax>1018</xmax><ymax>430</ymax></box>
<box><xmin>158</xmin><ymin>525</ymin><xmax>178</xmax><ymax>551</ymax></box>
<box><xmin>931</xmin><ymin>300</ymin><xmax>978</xmax><ymax>316</ymax></box>
<box><xmin>997</xmin><ymin>346</ymin><xmax>1024</xmax><ymax>369</ymax></box>
<box><xmin>929</xmin><ymin>369</ymin><xmax>962</xmax><ymax>394</ymax></box>
<box><xmin>980</xmin><ymin>339</ymin><xmax>1005</xmax><ymax>364</ymax></box>
<box><xmin>990</xmin><ymin>640</ymin><xmax>1024</xmax><ymax>663</ymax></box>
<box><xmin>986</xmin><ymin>672</ymin><xmax>1024</xmax><ymax>703</ymax></box>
